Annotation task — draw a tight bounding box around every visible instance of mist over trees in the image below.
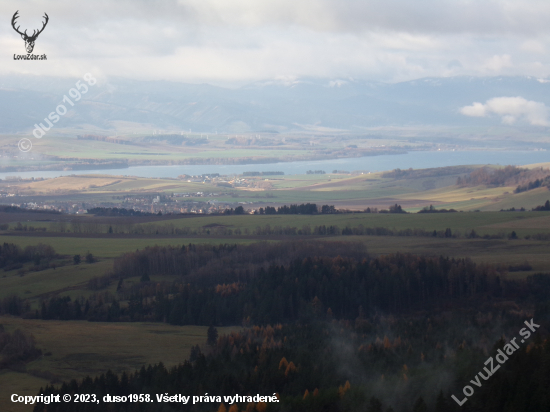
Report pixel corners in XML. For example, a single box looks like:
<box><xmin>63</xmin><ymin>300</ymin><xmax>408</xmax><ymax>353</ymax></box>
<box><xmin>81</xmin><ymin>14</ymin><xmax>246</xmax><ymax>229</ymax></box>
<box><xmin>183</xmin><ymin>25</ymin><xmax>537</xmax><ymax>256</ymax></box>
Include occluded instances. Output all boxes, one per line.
<box><xmin>31</xmin><ymin>312</ymin><xmax>550</xmax><ymax>412</ymax></box>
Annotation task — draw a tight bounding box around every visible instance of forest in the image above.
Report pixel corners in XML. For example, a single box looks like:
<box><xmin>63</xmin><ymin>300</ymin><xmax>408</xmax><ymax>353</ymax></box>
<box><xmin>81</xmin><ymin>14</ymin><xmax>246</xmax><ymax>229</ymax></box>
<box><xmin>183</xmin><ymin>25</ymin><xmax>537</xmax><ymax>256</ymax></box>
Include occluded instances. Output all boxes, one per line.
<box><xmin>31</xmin><ymin>310</ymin><xmax>550</xmax><ymax>412</ymax></box>
<box><xmin>7</xmin><ymin>240</ymin><xmax>548</xmax><ymax>411</ymax></box>
<box><xmin>29</xmin><ymin>242</ymin><xmax>538</xmax><ymax>325</ymax></box>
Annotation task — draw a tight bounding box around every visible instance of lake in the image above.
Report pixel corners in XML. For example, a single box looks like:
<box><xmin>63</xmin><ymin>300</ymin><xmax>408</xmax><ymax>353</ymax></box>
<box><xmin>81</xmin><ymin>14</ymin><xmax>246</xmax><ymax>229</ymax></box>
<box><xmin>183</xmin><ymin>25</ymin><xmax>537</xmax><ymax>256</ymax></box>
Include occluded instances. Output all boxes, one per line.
<box><xmin>1</xmin><ymin>150</ymin><xmax>548</xmax><ymax>180</ymax></box>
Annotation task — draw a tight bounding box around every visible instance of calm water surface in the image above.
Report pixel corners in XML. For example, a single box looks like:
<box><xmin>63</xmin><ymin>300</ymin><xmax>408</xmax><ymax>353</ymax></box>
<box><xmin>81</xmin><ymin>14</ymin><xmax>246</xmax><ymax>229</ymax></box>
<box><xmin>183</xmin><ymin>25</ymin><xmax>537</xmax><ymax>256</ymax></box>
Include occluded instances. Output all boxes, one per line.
<box><xmin>1</xmin><ymin>150</ymin><xmax>548</xmax><ymax>180</ymax></box>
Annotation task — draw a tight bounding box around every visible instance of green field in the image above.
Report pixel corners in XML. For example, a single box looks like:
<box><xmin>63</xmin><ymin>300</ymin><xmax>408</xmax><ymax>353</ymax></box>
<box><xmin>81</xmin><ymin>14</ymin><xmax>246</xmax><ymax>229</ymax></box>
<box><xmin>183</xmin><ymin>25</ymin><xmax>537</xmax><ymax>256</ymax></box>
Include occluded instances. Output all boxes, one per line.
<box><xmin>0</xmin><ymin>260</ymin><xmax>111</xmax><ymax>302</ymax></box>
<box><xmin>0</xmin><ymin>317</ymin><xmax>239</xmax><ymax>412</ymax></box>
<box><xmin>137</xmin><ymin>210</ymin><xmax>550</xmax><ymax>237</ymax></box>
<box><xmin>352</xmin><ymin>235</ymin><xmax>550</xmax><ymax>276</ymax></box>
<box><xmin>16</xmin><ymin>134</ymin><xmax>316</xmax><ymax>162</ymax></box>
<box><xmin>13</xmin><ymin>209</ymin><xmax>550</xmax><ymax>237</ymax></box>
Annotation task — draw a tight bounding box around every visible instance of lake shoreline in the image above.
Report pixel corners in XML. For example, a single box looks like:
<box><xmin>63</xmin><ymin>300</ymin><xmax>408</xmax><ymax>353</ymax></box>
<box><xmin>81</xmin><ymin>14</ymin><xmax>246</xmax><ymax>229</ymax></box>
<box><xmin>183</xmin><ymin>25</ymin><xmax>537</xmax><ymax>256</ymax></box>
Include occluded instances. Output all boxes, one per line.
<box><xmin>1</xmin><ymin>149</ymin><xmax>548</xmax><ymax>180</ymax></box>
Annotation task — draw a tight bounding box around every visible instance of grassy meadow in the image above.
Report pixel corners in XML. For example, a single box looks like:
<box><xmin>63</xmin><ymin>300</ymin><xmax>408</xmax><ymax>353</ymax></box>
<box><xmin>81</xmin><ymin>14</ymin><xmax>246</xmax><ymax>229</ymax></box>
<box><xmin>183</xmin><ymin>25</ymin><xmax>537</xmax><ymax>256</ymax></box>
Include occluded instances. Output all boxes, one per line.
<box><xmin>13</xmin><ymin>134</ymin><xmax>316</xmax><ymax>162</ymax></box>
<box><xmin>0</xmin><ymin>317</ymin><xmax>238</xmax><ymax>412</ymax></box>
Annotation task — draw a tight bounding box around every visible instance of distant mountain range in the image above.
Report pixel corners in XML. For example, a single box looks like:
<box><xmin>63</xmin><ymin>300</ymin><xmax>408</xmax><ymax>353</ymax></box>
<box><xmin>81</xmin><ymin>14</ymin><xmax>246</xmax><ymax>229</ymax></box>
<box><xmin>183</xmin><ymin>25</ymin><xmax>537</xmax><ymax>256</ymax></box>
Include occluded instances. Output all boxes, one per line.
<box><xmin>1</xmin><ymin>75</ymin><xmax>549</xmax><ymax>133</ymax></box>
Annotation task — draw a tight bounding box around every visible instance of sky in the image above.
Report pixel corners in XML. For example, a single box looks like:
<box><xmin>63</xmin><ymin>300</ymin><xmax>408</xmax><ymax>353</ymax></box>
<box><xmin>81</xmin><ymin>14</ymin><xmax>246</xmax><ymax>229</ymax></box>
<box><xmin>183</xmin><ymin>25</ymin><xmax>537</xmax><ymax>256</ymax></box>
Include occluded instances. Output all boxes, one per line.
<box><xmin>1</xmin><ymin>0</ymin><xmax>550</xmax><ymax>86</ymax></box>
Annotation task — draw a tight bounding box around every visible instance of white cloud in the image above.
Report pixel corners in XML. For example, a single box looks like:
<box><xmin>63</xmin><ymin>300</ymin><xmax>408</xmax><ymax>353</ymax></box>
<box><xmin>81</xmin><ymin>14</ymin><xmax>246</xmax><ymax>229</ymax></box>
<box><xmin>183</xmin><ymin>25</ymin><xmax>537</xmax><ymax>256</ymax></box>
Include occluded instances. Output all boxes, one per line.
<box><xmin>4</xmin><ymin>0</ymin><xmax>550</xmax><ymax>35</ymax></box>
<box><xmin>460</xmin><ymin>102</ymin><xmax>487</xmax><ymax>117</ymax></box>
<box><xmin>177</xmin><ymin>0</ymin><xmax>550</xmax><ymax>35</ymax></box>
<box><xmin>521</xmin><ymin>39</ymin><xmax>546</xmax><ymax>54</ymax></box>
<box><xmin>460</xmin><ymin>97</ymin><xmax>550</xmax><ymax>126</ymax></box>
<box><xmin>482</xmin><ymin>54</ymin><xmax>513</xmax><ymax>72</ymax></box>
<box><xmin>1</xmin><ymin>1</ymin><xmax>550</xmax><ymax>83</ymax></box>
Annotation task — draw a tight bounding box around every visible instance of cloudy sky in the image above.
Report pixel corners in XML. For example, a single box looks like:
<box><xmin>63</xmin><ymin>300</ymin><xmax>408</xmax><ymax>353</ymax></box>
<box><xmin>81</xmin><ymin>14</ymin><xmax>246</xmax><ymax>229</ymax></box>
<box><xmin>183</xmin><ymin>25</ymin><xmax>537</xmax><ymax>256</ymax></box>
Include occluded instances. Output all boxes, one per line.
<box><xmin>1</xmin><ymin>0</ymin><xmax>550</xmax><ymax>85</ymax></box>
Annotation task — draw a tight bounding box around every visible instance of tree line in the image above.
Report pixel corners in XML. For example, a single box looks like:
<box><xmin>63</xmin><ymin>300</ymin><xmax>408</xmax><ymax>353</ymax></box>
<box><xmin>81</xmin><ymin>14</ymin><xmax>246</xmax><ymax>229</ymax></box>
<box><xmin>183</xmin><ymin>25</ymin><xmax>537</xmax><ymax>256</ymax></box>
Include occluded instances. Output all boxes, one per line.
<box><xmin>533</xmin><ymin>200</ymin><xmax>550</xmax><ymax>211</ymax></box>
<box><xmin>515</xmin><ymin>176</ymin><xmax>550</xmax><ymax>193</ymax></box>
<box><xmin>87</xmin><ymin>207</ymin><xmax>154</xmax><ymax>217</ymax></box>
<box><xmin>32</xmin><ymin>242</ymin><xmax>550</xmax><ymax>325</ymax></box>
<box><xmin>0</xmin><ymin>242</ymin><xmax>56</xmax><ymax>271</ymax></box>
<box><xmin>457</xmin><ymin>165</ymin><xmax>550</xmax><ymax>189</ymax></box>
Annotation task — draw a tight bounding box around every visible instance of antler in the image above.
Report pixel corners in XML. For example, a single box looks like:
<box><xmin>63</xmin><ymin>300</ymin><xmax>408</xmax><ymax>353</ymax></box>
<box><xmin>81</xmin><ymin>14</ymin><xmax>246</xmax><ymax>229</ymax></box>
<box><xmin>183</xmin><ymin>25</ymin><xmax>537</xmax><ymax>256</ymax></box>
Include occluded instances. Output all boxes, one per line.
<box><xmin>11</xmin><ymin>11</ymin><xmax>49</xmax><ymax>40</ymax></box>
<box><xmin>29</xmin><ymin>13</ymin><xmax>49</xmax><ymax>39</ymax></box>
<box><xmin>11</xmin><ymin>10</ymin><xmax>26</xmax><ymax>37</ymax></box>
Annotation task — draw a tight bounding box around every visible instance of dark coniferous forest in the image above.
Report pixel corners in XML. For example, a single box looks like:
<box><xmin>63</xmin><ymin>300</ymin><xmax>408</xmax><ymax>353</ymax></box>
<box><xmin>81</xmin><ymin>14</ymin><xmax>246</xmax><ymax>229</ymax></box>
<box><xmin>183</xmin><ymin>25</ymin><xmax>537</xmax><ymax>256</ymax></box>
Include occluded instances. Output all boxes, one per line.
<box><xmin>18</xmin><ymin>241</ymin><xmax>550</xmax><ymax>412</ymax></box>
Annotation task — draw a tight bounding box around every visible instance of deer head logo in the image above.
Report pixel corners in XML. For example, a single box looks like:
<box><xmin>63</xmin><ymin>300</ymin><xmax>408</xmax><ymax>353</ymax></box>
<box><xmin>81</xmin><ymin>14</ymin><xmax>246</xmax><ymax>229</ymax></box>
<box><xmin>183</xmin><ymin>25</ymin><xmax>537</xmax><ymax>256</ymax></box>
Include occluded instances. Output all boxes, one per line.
<box><xmin>11</xmin><ymin>11</ymin><xmax>49</xmax><ymax>54</ymax></box>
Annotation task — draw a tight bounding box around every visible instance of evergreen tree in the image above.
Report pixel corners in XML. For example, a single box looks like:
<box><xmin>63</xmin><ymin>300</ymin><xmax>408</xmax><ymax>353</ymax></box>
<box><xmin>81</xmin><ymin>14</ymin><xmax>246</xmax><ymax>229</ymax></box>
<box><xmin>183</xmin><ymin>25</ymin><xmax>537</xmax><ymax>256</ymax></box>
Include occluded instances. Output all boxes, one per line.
<box><xmin>413</xmin><ymin>397</ymin><xmax>428</xmax><ymax>412</ymax></box>
<box><xmin>367</xmin><ymin>397</ymin><xmax>383</xmax><ymax>412</ymax></box>
<box><xmin>435</xmin><ymin>391</ymin><xmax>448</xmax><ymax>412</ymax></box>
<box><xmin>207</xmin><ymin>325</ymin><xmax>218</xmax><ymax>346</ymax></box>
<box><xmin>189</xmin><ymin>344</ymin><xmax>202</xmax><ymax>362</ymax></box>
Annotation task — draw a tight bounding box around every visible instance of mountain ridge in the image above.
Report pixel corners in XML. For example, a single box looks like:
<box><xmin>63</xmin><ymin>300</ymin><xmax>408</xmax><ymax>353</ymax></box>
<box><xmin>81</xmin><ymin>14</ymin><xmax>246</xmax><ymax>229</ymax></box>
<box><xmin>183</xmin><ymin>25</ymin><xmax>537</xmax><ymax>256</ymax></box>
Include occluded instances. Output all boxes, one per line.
<box><xmin>1</xmin><ymin>75</ymin><xmax>549</xmax><ymax>133</ymax></box>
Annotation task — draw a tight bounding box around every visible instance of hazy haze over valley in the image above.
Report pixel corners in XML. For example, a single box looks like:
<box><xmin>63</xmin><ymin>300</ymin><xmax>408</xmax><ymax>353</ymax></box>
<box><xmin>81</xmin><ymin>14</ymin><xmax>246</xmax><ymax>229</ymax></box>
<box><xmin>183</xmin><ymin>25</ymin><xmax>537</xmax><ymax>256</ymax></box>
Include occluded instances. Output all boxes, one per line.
<box><xmin>1</xmin><ymin>75</ymin><xmax>550</xmax><ymax>141</ymax></box>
